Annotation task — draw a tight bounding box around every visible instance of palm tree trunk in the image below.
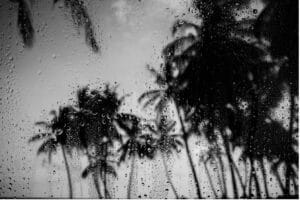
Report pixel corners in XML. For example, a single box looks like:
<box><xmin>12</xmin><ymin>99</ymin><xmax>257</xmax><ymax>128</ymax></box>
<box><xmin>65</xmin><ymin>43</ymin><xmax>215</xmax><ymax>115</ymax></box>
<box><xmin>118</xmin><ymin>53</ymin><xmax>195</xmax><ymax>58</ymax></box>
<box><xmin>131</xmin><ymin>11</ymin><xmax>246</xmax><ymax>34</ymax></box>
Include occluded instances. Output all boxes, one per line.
<box><xmin>285</xmin><ymin>89</ymin><xmax>295</xmax><ymax>196</ymax></box>
<box><xmin>243</xmin><ymin>159</ymin><xmax>248</xmax><ymax>198</ymax></box>
<box><xmin>274</xmin><ymin>169</ymin><xmax>285</xmax><ymax>193</ymax></box>
<box><xmin>259</xmin><ymin>159</ymin><xmax>270</xmax><ymax>198</ymax></box>
<box><xmin>161</xmin><ymin>152</ymin><xmax>179</xmax><ymax>198</ymax></box>
<box><xmin>222</xmin><ymin>136</ymin><xmax>238</xmax><ymax>198</ymax></box>
<box><xmin>217</xmin><ymin>155</ymin><xmax>227</xmax><ymax>198</ymax></box>
<box><xmin>253</xmin><ymin>168</ymin><xmax>261</xmax><ymax>198</ymax></box>
<box><xmin>92</xmin><ymin>173</ymin><xmax>103</xmax><ymax>199</ymax></box>
<box><xmin>103</xmin><ymin>144</ymin><xmax>110</xmax><ymax>199</ymax></box>
<box><xmin>104</xmin><ymin>187</ymin><xmax>111</xmax><ymax>199</ymax></box>
<box><xmin>204</xmin><ymin>161</ymin><xmax>218</xmax><ymax>198</ymax></box>
<box><xmin>248</xmin><ymin>159</ymin><xmax>253</xmax><ymax>198</ymax></box>
<box><xmin>232</xmin><ymin>160</ymin><xmax>246</xmax><ymax>197</ymax></box>
<box><xmin>127</xmin><ymin>155</ymin><xmax>135</xmax><ymax>199</ymax></box>
<box><xmin>292</xmin><ymin>173</ymin><xmax>298</xmax><ymax>195</ymax></box>
<box><xmin>214</xmin><ymin>156</ymin><xmax>224</xmax><ymax>197</ymax></box>
<box><xmin>248</xmin><ymin>90</ymin><xmax>261</xmax><ymax>198</ymax></box>
<box><xmin>61</xmin><ymin>145</ymin><xmax>73</xmax><ymax>199</ymax></box>
<box><xmin>249</xmin><ymin>157</ymin><xmax>261</xmax><ymax>198</ymax></box>
<box><xmin>103</xmin><ymin>167</ymin><xmax>107</xmax><ymax>198</ymax></box>
<box><xmin>173</xmin><ymin>100</ymin><xmax>202</xmax><ymax>198</ymax></box>
<box><xmin>285</xmin><ymin>164</ymin><xmax>292</xmax><ymax>196</ymax></box>
<box><xmin>87</xmin><ymin>155</ymin><xmax>102</xmax><ymax>198</ymax></box>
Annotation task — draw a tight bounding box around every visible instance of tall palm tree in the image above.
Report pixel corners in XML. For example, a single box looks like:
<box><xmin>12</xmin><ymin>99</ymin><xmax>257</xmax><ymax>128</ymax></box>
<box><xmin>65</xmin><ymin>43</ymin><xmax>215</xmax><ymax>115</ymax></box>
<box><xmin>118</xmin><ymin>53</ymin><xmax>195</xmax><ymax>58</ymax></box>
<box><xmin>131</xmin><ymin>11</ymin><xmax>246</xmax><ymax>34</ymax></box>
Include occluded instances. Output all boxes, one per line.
<box><xmin>29</xmin><ymin>106</ymin><xmax>77</xmax><ymax>198</ymax></box>
<box><xmin>81</xmin><ymin>149</ymin><xmax>117</xmax><ymax>199</ymax></box>
<box><xmin>115</xmin><ymin>113</ymin><xmax>154</xmax><ymax>198</ymax></box>
<box><xmin>254</xmin><ymin>0</ymin><xmax>298</xmax><ymax>197</ymax></box>
<box><xmin>75</xmin><ymin>84</ymin><xmax>123</xmax><ymax>198</ymax></box>
<box><xmin>150</xmin><ymin>0</ymin><xmax>289</xmax><ymax>198</ymax></box>
<box><xmin>139</xmin><ymin>66</ymin><xmax>202</xmax><ymax>198</ymax></box>
<box><xmin>144</xmin><ymin>116</ymin><xmax>182</xmax><ymax>198</ymax></box>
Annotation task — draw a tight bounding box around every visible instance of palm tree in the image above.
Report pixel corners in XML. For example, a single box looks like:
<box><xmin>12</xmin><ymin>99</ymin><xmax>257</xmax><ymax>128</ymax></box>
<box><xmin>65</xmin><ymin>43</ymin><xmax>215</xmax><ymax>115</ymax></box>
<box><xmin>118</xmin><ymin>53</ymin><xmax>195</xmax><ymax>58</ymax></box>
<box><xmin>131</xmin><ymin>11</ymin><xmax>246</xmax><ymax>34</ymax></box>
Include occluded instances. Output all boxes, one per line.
<box><xmin>150</xmin><ymin>0</ymin><xmax>289</xmax><ymax>198</ymax></box>
<box><xmin>254</xmin><ymin>0</ymin><xmax>298</xmax><ymax>197</ymax></box>
<box><xmin>75</xmin><ymin>84</ymin><xmax>123</xmax><ymax>198</ymax></box>
<box><xmin>29</xmin><ymin>106</ymin><xmax>78</xmax><ymax>198</ymax></box>
<box><xmin>81</xmin><ymin>149</ymin><xmax>117</xmax><ymax>199</ymax></box>
<box><xmin>139</xmin><ymin>66</ymin><xmax>202</xmax><ymax>198</ymax></box>
<box><xmin>144</xmin><ymin>116</ymin><xmax>182</xmax><ymax>198</ymax></box>
<box><xmin>115</xmin><ymin>113</ymin><xmax>155</xmax><ymax>198</ymax></box>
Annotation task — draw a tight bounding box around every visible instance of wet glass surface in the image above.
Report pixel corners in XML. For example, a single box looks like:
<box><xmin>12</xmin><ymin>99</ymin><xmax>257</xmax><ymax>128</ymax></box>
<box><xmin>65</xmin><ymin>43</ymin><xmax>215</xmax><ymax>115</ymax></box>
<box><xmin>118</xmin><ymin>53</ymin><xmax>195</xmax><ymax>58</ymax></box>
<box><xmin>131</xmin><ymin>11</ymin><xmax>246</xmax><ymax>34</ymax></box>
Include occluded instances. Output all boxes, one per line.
<box><xmin>0</xmin><ymin>0</ymin><xmax>298</xmax><ymax>198</ymax></box>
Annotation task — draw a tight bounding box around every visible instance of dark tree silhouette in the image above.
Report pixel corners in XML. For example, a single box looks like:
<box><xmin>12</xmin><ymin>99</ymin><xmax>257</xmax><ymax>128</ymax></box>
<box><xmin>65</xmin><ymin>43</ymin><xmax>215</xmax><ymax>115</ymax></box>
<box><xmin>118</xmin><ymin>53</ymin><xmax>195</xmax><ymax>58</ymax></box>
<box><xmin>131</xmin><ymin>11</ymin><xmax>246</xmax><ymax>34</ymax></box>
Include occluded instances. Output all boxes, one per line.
<box><xmin>115</xmin><ymin>113</ymin><xmax>155</xmax><ymax>198</ymax></box>
<box><xmin>75</xmin><ymin>84</ymin><xmax>122</xmax><ymax>198</ymax></box>
<box><xmin>254</xmin><ymin>1</ymin><xmax>298</xmax><ymax>197</ymax></box>
<box><xmin>144</xmin><ymin>116</ymin><xmax>182</xmax><ymax>198</ymax></box>
<box><xmin>139</xmin><ymin>66</ymin><xmax>203</xmax><ymax>198</ymax></box>
<box><xmin>140</xmin><ymin>0</ymin><xmax>298</xmax><ymax>198</ymax></box>
<box><xmin>29</xmin><ymin>106</ymin><xmax>78</xmax><ymax>198</ymax></box>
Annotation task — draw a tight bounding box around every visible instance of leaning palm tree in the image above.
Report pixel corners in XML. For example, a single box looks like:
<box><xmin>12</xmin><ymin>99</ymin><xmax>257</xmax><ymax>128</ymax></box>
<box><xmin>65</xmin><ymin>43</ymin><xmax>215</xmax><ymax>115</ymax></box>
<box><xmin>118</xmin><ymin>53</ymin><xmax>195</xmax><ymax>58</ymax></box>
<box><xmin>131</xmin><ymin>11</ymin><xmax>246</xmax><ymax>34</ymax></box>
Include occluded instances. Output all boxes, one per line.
<box><xmin>29</xmin><ymin>106</ymin><xmax>77</xmax><ymax>198</ymax></box>
<box><xmin>144</xmin><ymin>116</ymin><xmax>182</xmax><ymax>198</ymax></box>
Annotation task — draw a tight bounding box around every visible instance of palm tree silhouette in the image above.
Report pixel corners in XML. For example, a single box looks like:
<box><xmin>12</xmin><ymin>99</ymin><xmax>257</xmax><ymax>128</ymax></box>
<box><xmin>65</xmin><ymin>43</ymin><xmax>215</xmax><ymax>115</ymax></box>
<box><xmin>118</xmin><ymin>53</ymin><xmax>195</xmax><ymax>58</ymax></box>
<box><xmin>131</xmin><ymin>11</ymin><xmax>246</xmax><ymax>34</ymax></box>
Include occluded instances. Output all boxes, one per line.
<box><xmin>29</xmin><ymin>106</ymin><xmax>78</xmax><ymax>198</ymax></box>
<box><xmin>139</xmin><ymin>66</ymin><xmax>203</xmax><ymax>198</ymax></box>
<box><xmin>115</xmin><ymin>113</ymin><xmax>141</xmax><ymax>199</ymax></box>
<box><xmin>115</xmin><ymin>113</ymin><xmax>155</xmax><ymax>198</ymax></box>
<box><xmin>144</xmin><ymin>116</ymin><xmax>182</xmax><ymax>198</ymax></box>
<box><xmin>153</xmin><ymin>0</ymin><xmax>294</xmax><ymax>198</ymax></box>
<box><xmin>75</xmin><ymin>84</ymin><xmax>123</xmax><ymax>198</ymax></box>
<box><xmin>254</xmin><ymin>0</ymin><xmax>298</xmax><ymax>197</ymax></box>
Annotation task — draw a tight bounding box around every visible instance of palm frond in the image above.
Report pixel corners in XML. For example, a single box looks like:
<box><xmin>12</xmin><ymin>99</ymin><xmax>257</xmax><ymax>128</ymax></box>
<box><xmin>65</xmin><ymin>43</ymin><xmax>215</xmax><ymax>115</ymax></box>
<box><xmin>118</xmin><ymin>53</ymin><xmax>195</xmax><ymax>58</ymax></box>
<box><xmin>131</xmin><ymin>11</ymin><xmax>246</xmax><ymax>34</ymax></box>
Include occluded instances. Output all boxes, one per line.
<box><xmin>165</xmin><ymin>121</ymin><xmax>176</xmax><ymax>132</ymax></box>
<box><xmin>154</xmin><ymin>96</ymin><xmax>168</xmax><ymax>113</ymax></box>
<box><xmin>35</xmin><ymin>121</ymin><xmax>51</xmax><ymax>128</ymax></box>
<box><xmin>105</xmin><ymin>164</ymin><xmax>117</xmax><ymax>177</ymax></box>
<box><xmin>81</xmin><ymin>164</ymin><xmax>94</xmax><ymax>178</ymax></box>
<box><xmin>64</xmin><ymin>0</ymin><xmax>99</xmax><ymax>52</ymax></box>
<box><xmin>85</xmin><ymin>21</ymin><xmax>99</xmax><ymax>52</ymax></box>
<box><xmin>144</xmin><ymin>124</ymin><xmax>157</xmax><ymax>135</ymax></box>
<box><xmin>37</xmin><ymin>139</ymin><xmax>57</xmax><ymax>156</ymax></box>
<box><xmin>172</xmin><ymin>19</ymin><xmax>201</xmax><ymax>37</ymax></box>
<box><xmin>142</xmin><ymin>92</ymin><xmax>161</xmax><ymax>109</ymax></box>
<box><xmin>162</xmin><ymin>35</ymin><xmax>198</xmax><ymax>60</ymax></box>
<box><xmin>17</xmin><ymin>0</ymin><xmax>34</xmax><ymax>47</ymax></box>
<box><xmin>146</xmin><ymin>65</ymin><xmax>166</xmax><ymax>86</ymax></box>
<box><xmin>115</xmin><ymin>113</ymin><xmax>140</xmax><ymax>131</ymax></box>
<box><xmin>138</xmin><ymin>90</ymin><xmax>161</xmax><ymax>103</ymax></box>
<box><xmin>28</xmin><ymin>133</ymin><xmax>52</xmax><ymax>142</ymax></box>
